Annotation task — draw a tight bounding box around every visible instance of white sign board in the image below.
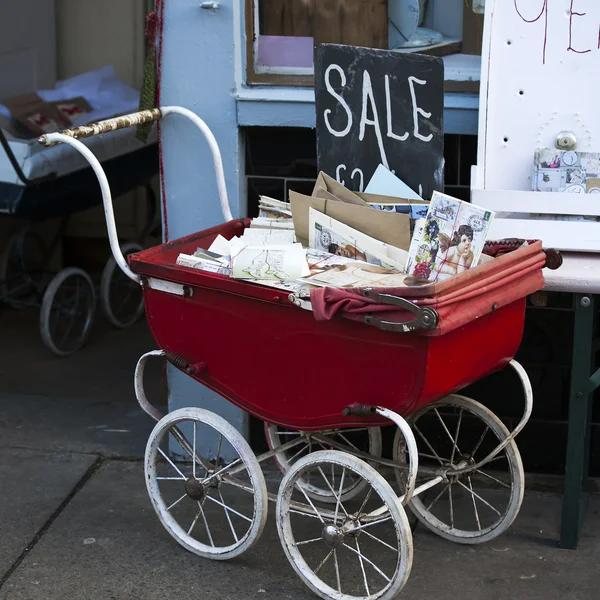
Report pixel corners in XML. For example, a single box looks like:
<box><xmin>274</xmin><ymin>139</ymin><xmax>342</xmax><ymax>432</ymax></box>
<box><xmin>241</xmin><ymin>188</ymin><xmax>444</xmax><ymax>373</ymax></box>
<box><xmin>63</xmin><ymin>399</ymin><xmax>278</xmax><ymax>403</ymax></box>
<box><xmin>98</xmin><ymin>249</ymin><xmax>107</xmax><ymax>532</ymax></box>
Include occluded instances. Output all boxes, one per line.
<box><xmin>473</xmin><ymin>0</ymin><xmax>600</xmax><ymax>252</ymax></box>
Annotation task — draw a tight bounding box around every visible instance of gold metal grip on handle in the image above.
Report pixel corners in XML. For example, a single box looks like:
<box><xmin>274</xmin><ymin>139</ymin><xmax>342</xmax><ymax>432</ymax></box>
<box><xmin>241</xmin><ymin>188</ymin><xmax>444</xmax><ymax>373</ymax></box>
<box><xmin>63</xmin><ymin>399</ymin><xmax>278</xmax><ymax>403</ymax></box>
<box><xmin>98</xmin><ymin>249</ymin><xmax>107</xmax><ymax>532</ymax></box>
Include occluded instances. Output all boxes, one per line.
<box><xmin>38</xmin><ymin>108</ymin><xmax>162</xmax><ymax>146</ymax></box>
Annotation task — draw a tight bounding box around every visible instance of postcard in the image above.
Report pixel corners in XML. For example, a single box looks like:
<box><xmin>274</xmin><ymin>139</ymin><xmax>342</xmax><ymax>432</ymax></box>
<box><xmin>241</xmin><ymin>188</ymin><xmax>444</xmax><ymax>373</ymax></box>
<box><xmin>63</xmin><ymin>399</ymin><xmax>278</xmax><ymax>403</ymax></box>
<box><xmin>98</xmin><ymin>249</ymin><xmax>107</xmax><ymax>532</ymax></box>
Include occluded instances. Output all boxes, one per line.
<box><xmin>176</xmin><ymin>254</ymin><xmax>232</xmax><ymax>276</ymax></box>
<box><xmin>232</xmin><ymin>244</ymin><xmax>310</xmax><ymax>281</ymax></box>
<box><xmin>533</xmin><ymin>149</ymin><xmax>600</xmax><ymax>193</ymax></box>
<box><xmin>405</xmin><ymin>192</ymin><xmax>494</xmax><ymax>282</ymax></box>
<box><xmin>308</xmin><ymin>207</ymin><xmax>408</xmax><ymax>272</ymax></box>
<box><xmin>208</xmin><ymin>234</ymin><xmax>232</xmax><ymax>258</ymax></box>
<box><xmin>301</xmin><ymin>263</ymin><xmax>409</xmax><ymax>289</ymax></box>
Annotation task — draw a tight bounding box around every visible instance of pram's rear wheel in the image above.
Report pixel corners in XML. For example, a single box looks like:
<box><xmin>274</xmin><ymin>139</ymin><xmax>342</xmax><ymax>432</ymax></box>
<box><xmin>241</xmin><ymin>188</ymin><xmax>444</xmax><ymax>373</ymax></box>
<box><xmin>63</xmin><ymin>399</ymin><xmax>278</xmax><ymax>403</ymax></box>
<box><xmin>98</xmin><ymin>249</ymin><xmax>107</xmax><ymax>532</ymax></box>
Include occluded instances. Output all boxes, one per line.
<box><xmin>265</xmin><ymin>423</ymin><xmax>382</xmax><ymax>504</ymax></box>
<box><xmin>393</xmin><ymin>395</ymin><xmax>524</xmax><ymax>544</ymax></box>
<box><xmin>40</xmin><ymin>267</ymin><xmax>96</xmax><ymax>356</ymax></box>
<box><xmin>100</xmin><ymin>242</ymin><xmax>144</xmax><ymax>328</ymax></box>
<box><xmin>145</xmin><ymin>407</ymin><xmax>268</xmax><ymax>560</ymax></box>
<box><xmin>277</xmin><ymin>450</ymin><xmax>413</xmax><ymax>600</ymax></box>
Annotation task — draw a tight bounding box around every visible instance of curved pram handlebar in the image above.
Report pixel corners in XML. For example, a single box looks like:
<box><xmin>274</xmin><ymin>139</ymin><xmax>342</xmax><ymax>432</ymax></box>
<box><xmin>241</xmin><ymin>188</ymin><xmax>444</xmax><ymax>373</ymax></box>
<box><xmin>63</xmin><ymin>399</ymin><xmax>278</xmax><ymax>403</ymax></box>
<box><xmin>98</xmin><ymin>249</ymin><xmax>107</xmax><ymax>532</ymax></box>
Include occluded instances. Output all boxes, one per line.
<box><xmin>38</xmin><ymin>106</ymin><xmax>233</xmax><ymax>283</ymax></box>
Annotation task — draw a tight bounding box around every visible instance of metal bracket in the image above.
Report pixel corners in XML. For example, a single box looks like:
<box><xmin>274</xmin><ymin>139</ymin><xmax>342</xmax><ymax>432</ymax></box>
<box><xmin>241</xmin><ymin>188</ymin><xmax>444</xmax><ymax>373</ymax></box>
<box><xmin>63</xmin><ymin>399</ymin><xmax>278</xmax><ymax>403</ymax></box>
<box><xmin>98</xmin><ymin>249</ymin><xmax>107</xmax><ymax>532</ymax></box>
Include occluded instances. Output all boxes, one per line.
<box><xmin>362</xmin><ymin>289</ymin><xmax>438</xmax><ymax>332</ymax></box>
<box><xmin>200</xmin><ymin>1</ymin><xmax>220</xmax><ymax>8</ymax></box>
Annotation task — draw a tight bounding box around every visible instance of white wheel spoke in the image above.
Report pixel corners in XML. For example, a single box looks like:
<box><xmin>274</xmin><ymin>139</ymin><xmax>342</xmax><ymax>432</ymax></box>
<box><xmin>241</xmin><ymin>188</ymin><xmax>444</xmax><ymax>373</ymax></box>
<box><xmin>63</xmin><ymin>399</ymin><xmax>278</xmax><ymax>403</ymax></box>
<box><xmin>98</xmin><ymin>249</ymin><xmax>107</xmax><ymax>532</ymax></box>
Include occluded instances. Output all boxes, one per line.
<box><xmin>294</xmin><ymin>537</ymin><xmax>323</xmax><ymax>547</ymax></box>
<box><xmin>202</xmin><ymin>458</ymin><xmax>243</xmax><ymax>485</ymax></box>
<box><xmin>166</xmin><ymin>493</ymin><xmax>188</xmax><ymax>512</ymax></box>
<box><xmin>199</xmin><ymin>502</ymin><xmax>215</xmax><ymax>547</ymax></box>
<box><xmin>333</xmin><ymin>549</ymin><xmax>342</xmax><ymax>593</ymax></box>
<box><xmin>344</xmin><ymin>539</ymin><xmax>390</xmax><ymax>585</ymax></box>
<box><xmin>425</xmin><ymin>483</ymin><xmax>450</xmax><ymax>512</ymax></box>
<box><xmin>187</xmin><ymin>508</ymin><xmax>202</xmax><ymax>536</ymax></box>
<box><xmin>334</xmin><ymin>468</ymin><xmax>346</xmax><ymax>522</ymax></box>
<box><xmin>345</xmin><ymin>516</ymin><xmax>392</xmax><ymax>534</ymax></box>
<box><xmin>275</xmin><ymin>431</ymin><xmax>304</xmax><ymax>436</ymax></box>
<box><xmin>214</xmin><ymin>434</ymin><xmax>223</xmax><ymax>469</ymax></box>
<box><xmin>357</xmin><ymin>487</ymin><xmax>374</xmax><ymax>516</ymax></box>
<box><xmin>449</xmin><ymin>484</ymin><xmax>454</xmax><ymax>529</ymax></box>
<box><xmin>471</xmin><ymin>426</ymin><xmax>489</xmax><ymax>458</ymax></box>
<box><xmin>287</xmin><ymin>442</ymin><xmax>311</xmax><ymax>465</ymax></box>
<box><xmin>419</xmin><ymin>452</ymin><xmax>449</xmax><ymax>463</ymax></box>
<box><xmin>450</xmin><ymin>409</ymin><xmax>463</xmax><ymax>464</ymax></box>
<box><xmin>457</xmin><ymin>480</ymin><xmax>502</xmax><ymax>517</ymax></box>
<box><xmin>317</xmin><ymin>467</ymin><xmax>349</xmax><ymax>518</ymax></box>
<box><xmin>157</xmin><ymin>448</ymin><xmax>187</xmax><ymax>480</ymax></box>
<box><xmin>314</xmin><ymin>549</ymin><xmax>334</xmax><ymax>575</ymax></box>
<box><xmin>193</xmin><ymin>422</ymin><xmax>197</xmax><ymax>479</ymax></box>
<box><xmin>468</xmin><ymin>476</ymin><xmax>482</xmax><ymax>531</ymax></box>
<box><xmin>475</xmin><ymin>468</ymin><xmax>511</xmax><ymax>489</ymax></box>
<box><xmin>157</xmin><ymin>476</ymin><xmax>186</xmax><ymax>481</ymax></box>
<box><xmin>220</xmin><ymin>476</ymin><xmax>256</xmax><ymax>494</ymax></box>
<box><xmin>205</xmin><ymin>493</ymin><xmax>252</xmax><ymax>523</ymax></box>
<box><xmin>289</xmin><ymin>509</ymin><xmax>324</xmax><ymax>521</ymax></box>
<box><xmin>360</xmin><ymin>528</ymin><xmax>398</xmax><ymax>552</ymax></box>
<box><xmin>413</xmin><ymin>424</ymin><xmax>445</xmax><ymax>466</ymax></box>
<box><xmin>297</xmin><ymin>485</ymin><xmax>328</xmax><ymax>525</ymax></box>
<box><xmin>434</xmin><ymin>408</ymin><xmax>462</xmax><ymax>458</ymax></box>
<box><xmin>219</xmin><ymin>490</ymin><xmax>239</xmax><ymax>542</ymax></box>
<box><xmin>355</xmin><ymin>537</ymin><xmax>370</xmax><ymax>596</ymax></box>
<box><xmin>337</xmin><ymin>433</ymin><xmax>360</xmax><ymax>452</ymax></box>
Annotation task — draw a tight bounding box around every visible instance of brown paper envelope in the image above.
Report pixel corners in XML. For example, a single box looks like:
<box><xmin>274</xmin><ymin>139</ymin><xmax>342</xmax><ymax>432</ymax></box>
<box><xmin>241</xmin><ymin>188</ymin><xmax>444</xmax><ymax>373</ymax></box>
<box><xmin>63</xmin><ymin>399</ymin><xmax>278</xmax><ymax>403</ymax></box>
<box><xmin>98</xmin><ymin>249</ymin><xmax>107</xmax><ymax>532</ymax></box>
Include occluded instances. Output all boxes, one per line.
<box><xmin>357</xmin><ymin>192</ymin><xmax>429</xmax><ymax>206</ymax></box>
<box><xmin>314</xmin><ymin>189</ymin><xmax>343</xmax><ymax>203</ymax></box>
<box><xmin>312</xmin><ymin>171</ymin><xmax>370</xmax><ymax>207</ymax></box>
<box><xmin>290</xmin><ymin>191</ymin><xmax>411</xmax><ymax>250</ymax></box>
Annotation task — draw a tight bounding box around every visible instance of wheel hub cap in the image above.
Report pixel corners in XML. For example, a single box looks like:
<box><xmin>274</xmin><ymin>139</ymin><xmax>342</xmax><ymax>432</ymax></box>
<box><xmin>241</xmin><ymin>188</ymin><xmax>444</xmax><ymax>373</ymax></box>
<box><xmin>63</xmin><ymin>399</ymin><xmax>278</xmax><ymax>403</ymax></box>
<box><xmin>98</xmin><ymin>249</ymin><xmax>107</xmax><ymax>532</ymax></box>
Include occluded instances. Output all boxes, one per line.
<box><xmin>185</xmin><ymin>478</ymin><xmax>205</xmax><ymax>501</ymax></box>
<box><xmin>322</xmin><ymin>524</ymin><xmax>344</xmax><ymax>548</ymax></box>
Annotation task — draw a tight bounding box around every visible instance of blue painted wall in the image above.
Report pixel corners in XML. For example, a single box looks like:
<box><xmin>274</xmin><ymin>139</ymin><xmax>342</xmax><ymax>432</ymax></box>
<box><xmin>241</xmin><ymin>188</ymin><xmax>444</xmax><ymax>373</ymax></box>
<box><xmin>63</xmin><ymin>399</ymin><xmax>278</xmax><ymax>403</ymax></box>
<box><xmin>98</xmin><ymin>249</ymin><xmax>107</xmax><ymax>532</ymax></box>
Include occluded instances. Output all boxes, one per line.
<box><xmin>160</xmin><ymin>0</ymin><xmax>248</xmax><ymax>459</ymax></box>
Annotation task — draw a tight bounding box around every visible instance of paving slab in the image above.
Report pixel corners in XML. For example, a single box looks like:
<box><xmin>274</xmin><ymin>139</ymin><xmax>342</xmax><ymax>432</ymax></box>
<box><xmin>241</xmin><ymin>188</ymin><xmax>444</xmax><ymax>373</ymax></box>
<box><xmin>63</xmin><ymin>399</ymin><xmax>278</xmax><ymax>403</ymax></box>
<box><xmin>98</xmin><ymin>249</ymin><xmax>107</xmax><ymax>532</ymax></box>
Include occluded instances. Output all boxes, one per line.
<box><xmin>1</xmin><ymin>460</ymin><xmax>599</xmax><ymax>600</ymax></box>
<box><xmin>0</xmin><ymin>393</ymin><xmax>165</xmax><ymax>458</ymax></box>
<box><xmin>0</xmin><ymin>448</ymin><xmax>97</xmax><ymax>578</ymax></box>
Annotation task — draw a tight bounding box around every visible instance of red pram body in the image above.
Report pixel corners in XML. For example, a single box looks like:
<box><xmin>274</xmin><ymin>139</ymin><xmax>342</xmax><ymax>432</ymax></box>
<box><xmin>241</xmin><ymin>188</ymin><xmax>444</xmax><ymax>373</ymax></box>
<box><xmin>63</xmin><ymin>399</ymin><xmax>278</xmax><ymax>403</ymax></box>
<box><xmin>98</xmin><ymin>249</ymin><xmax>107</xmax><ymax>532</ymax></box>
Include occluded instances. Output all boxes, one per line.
<box><xmin>129</xmin><ymin>219</ymin><xmax>546</xmax><ymax>431</ymax></box>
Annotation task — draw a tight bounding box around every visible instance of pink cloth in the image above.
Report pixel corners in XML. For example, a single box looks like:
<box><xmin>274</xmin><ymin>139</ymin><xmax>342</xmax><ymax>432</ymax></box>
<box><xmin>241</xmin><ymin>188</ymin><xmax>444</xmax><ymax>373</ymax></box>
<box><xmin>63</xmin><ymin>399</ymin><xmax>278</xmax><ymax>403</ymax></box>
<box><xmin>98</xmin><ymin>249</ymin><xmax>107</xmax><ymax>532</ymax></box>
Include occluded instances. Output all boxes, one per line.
<box><xmin>310</xmin><ymin>242</ymin><xmax>547</xmax><ymax>337</ymax></box>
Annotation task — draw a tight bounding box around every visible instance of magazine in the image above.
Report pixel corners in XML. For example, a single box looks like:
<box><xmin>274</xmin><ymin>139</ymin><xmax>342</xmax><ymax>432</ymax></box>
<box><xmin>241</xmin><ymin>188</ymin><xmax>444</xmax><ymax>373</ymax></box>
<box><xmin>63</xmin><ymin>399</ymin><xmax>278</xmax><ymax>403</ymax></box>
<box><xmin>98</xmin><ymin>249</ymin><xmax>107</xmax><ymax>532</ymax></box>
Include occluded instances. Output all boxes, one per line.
<box><xmin>405</xmin><ymin>192</ymin><xmax>494</xmax><ymax>282</ymax></box>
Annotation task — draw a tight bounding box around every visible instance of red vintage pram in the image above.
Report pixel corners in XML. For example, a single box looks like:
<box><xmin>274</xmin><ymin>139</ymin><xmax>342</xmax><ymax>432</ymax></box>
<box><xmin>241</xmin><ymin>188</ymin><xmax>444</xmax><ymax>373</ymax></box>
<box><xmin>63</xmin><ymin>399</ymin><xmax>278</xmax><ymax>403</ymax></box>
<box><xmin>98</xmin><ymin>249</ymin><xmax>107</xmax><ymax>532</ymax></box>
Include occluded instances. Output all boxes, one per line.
<box><xmin>40</xmin><ymin>108</ymin><xmax>560</xmax><ymax>600</ymax></box>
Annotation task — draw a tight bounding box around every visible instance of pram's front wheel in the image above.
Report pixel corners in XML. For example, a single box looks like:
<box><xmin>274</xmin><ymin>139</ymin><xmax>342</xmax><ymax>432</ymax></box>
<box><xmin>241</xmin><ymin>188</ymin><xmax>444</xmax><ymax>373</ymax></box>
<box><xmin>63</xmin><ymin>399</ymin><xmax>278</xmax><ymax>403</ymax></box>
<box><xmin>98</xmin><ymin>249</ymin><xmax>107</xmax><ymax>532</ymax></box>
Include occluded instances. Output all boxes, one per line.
<box><xmin>265</xmin><ymin>423</ymin><xmax>382</xmax><ymax>504</ymax></box>
<box><xmin>100</xmin><ymin>241</ymin><xmax>144</xmax><ymax>328</ymax></box>
<box><xmin>40</xmin><ymin>267</ymin><xmax>96</xmax><ymax>356</ymax></box>
<box><xmin>393</xmin><ymin>395</ymin><xmax>524</xmax><ymax>544</ymax></box>
<box><xmin>276</xmin><ymin>450</ymin><xmax>413</xmax><ymax>600</ymax></box>
<box><xmin>145</xmin><ymin>407</ymin><xmax>268</xmax><ymax>560</ymax></box>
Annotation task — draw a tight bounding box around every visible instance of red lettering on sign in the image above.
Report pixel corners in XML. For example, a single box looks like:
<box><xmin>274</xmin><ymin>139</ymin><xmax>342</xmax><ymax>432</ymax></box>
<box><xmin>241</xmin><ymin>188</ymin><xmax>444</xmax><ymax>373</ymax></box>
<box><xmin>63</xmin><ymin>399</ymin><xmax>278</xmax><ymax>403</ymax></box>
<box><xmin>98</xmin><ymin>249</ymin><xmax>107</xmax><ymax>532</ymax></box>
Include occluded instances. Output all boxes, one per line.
<box><xmin>514</xmin><ymin>0</ymin><xmax>549</xmax><ymax>64</ymax></box>
<box><xmin>568</xmin><ymin>0</ymin><xmax>591</xmax><ymax>54</ymax></box>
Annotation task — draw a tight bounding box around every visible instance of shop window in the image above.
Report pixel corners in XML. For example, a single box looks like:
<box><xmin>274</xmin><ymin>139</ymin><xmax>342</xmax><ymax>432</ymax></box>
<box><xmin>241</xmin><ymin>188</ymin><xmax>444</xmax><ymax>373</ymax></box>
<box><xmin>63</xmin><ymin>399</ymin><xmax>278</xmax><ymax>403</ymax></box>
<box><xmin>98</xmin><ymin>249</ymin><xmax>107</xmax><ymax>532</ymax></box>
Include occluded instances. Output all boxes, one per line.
<box><xmin>245</xmin><ymin>0</ymin><xmax>485</xmax><ymax>87</ymax></box>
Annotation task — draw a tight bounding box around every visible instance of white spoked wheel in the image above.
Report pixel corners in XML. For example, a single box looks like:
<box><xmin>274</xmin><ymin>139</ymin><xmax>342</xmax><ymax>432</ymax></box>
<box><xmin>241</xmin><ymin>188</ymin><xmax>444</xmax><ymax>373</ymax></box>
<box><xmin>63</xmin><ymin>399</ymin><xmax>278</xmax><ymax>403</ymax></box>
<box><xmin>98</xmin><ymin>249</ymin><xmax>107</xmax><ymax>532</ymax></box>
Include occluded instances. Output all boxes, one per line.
<box><xmin>265</xmin><ymin>423</ymin><xmax>382</xmax><ymax>504</ymax></box>
<box><xmin>145</xmin><ymin>407</ymin><xmax>268</xmax><ymax>560</ymax></box>
<box><xmin>393</xmin><ymin>395</ymin><xmax>524</xmax><ymax>545</ymax></box>
<box><xmin>40</xmin><ymin>267</ymin><xmax>96</xmax><ymax>356</ymax></box>
<box><xmin>100</xmin><ymin>242</ymin><xmax>144</xmax><ymax>328</ymax></box>
<box><xmin>277</xmin><ymin>450</ymin><xmax>413</xmax><ymax>600</ymax></box>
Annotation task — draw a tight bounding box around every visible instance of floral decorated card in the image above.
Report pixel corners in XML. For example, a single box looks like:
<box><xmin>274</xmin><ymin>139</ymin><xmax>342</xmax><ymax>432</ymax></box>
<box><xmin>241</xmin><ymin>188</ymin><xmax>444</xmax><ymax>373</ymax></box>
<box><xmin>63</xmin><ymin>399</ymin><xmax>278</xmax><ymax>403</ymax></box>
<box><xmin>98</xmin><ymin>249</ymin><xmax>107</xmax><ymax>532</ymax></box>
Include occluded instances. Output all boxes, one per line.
<box><xmin>406</xmin><ymin>192</ymin><xmax>494</xmax><ymax>282</ymax></box>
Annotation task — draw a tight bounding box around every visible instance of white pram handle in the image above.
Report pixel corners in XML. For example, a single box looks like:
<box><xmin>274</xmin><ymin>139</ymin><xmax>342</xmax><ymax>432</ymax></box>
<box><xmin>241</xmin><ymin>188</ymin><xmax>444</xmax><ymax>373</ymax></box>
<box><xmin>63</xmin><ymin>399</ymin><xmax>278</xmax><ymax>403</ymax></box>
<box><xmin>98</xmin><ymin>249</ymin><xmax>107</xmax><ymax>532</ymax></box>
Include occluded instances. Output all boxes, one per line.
<box><xmin>39</xmin><ymin>106</ymin><xmax>233</xmax><ymax>283</ymax></box>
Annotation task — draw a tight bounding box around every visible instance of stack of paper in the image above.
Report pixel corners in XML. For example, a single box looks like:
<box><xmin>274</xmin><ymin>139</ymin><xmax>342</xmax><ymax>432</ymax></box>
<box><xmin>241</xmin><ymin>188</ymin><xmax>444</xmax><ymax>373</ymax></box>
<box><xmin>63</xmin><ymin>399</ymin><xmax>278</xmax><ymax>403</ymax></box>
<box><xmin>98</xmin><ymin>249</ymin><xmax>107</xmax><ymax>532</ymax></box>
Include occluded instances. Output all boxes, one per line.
<box><xmin>174</xmin><ymin>167</ymin><xmax>498</xmax><ymax>300</ymax></box>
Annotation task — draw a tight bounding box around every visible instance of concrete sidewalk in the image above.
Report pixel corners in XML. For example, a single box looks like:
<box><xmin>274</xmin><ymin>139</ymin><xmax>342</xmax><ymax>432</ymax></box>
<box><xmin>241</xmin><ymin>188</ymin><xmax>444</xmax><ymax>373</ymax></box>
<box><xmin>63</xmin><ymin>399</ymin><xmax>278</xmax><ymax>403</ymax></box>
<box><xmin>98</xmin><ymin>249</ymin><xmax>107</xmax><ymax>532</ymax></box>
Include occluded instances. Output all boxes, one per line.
<box><xmin>0</xmin><ymin>317</ymin><xmax>599</xmax><ymax>599</ymax></box>
<box><xmin>0</xmin><ymin>449</ymin><xmax>599</xmax><ymax>600</ymax></box>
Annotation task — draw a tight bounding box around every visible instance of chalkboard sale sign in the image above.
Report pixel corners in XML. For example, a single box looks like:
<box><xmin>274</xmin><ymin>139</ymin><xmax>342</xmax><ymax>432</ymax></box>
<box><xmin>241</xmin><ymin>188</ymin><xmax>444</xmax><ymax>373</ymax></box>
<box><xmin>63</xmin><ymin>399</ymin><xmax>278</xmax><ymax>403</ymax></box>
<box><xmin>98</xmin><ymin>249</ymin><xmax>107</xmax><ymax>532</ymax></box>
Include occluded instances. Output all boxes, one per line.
<box><xmin>315</xmin><ymin>44</ymin><xmax>444</xmax><ymax>199</ymax></box>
